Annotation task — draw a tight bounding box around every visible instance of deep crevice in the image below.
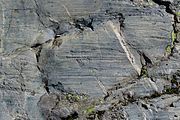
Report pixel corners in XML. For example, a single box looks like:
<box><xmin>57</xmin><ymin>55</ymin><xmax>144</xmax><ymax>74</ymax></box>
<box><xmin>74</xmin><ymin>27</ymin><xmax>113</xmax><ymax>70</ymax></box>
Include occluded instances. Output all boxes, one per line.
<box><xmin>137</xmin><ymin>50</ymin><xmax>152</xmax><ymax>78</ymax></box>
<box><xmin>42</xmin><ymin>77</ymin><xmax>50</xmax><ymax>93</ymax></box>
<box><xmin>73</xmin><ymin>17</ymin><xmax>94</xmax><ymax>31</ymax></box>
<box><xmin>152</xmin><ymin>0</ymin><xmax>175</xmax><ymax>15</ymax></box>
<box><xmin>32</xmin><ymin>45</ymin><xmax>42</xmax><ymax>63</ymax></box>
<box><xmin>142</xmin><ymin>53</ymin><xmax>152</xmax><ymax>66</ymax></box>
<box><xmin>31</xmin><ymin>43</ymin><xmax>50</xmax><ymax>93</ymax></box>
<box><xmin>31</xmin><ymin>43</ymin><xmax>42</xmax><ymax>49</ymax></box>
<box><xmin>62</xmin><ymin>111</ymin><xmax>79</xmax><ymax>120</ymax></box>
<box><xmin>48</xmin><ymin>82</ymin><xmax>66</xmax><ymax>92</ymax></box>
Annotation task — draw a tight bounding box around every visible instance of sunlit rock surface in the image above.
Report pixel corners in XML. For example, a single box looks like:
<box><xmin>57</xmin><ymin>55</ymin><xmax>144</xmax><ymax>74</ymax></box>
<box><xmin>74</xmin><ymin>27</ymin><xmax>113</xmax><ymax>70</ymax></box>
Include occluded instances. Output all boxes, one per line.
<box><xmin>0</xmin><ymin>0</ymin><xmax>179</xmax><ymax>119</ymax></box>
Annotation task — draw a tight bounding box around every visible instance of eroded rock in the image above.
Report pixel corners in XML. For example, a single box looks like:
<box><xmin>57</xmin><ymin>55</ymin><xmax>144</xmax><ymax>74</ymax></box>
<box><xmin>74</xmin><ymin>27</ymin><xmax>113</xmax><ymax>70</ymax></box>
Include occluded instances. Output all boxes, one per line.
<box><xmin>0</xmin><ymin>0</ymin><xmax>179</xmax><ymax>119</ymax></box>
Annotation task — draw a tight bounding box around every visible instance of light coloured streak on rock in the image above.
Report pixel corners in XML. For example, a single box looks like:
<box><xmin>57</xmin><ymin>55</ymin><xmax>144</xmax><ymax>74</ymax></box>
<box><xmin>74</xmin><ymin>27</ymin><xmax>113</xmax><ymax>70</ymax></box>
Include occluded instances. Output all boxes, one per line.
<box><xmin>62</xmin><ymin>5</ymin><xmax>72</xmax><ymax>18</ymax></box>
<box><xmin>97</xmin><ymin>78</ymin><xmax>107</xmax><ymax>96</ymax></box>
<box><xmin>108</xmin><ymin>21</ymin><xmax>141</xmax><ymax>75</ymax></box>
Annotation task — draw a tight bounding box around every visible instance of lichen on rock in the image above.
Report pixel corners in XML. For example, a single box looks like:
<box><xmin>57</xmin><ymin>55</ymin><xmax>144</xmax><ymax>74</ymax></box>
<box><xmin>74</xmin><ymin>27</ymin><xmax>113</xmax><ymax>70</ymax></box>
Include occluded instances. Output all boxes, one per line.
<box><xmin>0</xmin><ymin>0</ymin><xmax>179</xmax><ymax>120</ymax></box>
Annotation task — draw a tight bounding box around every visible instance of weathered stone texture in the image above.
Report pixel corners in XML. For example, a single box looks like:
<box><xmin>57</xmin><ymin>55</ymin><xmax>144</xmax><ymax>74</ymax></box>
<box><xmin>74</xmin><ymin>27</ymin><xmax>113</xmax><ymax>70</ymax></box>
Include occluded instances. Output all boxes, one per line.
<box><xmin>0</xmin><ymin>0</ymin><xmax>179</xmax><ymax>120</ymax></box>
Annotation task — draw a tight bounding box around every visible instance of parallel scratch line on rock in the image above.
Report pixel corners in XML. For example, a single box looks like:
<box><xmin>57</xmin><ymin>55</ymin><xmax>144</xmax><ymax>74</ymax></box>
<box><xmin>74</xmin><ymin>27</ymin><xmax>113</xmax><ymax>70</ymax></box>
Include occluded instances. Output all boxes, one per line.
<box><xmin>92</xmin><ymin>69</ymin><xmax>108</xmax><ymax>96</ymax></box>
<box><xmin>62</xmin><ymin>5</ymin><xmax>71</xmax><ymax>18</ymax></box>
<box><xmin>96</xmin><ymin>78</ymin><xmax>107</xmax><ymax>96</ymax></box>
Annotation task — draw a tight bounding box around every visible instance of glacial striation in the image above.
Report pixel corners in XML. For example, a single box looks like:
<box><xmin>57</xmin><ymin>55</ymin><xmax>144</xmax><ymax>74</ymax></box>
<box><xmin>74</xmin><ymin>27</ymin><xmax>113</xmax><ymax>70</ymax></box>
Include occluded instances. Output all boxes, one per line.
<box><xmin>0</xmin><ymin>0</ymin><xmax>179</xmax><ymax>119</ymax></box>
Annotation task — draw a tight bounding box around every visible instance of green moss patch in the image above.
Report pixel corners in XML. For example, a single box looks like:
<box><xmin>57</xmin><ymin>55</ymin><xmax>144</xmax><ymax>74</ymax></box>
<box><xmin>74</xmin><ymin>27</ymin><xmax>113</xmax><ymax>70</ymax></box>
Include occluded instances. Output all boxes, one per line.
<box><xmin>165</xmin><ymin>44</ymin><xmax>172</xmax><ymax>54</ymax></box>
<box><xmin>65</xmin><ymin>93</ymin><xmax>88</xmax><ymax>102</ymax></box>
<box><xmin>171</xmin><ymin>31</ymin><xmax>177</xmax><ymax>43</ymax></box>
<box><xmin>176</xmin><ymin>12</ymin><xmax>180</xmax><ymax>16</ymax></box>
<box><xmin>140</xmin><ymin>65</ymin><xmax>148</xmax><ymax>78</ymax></box>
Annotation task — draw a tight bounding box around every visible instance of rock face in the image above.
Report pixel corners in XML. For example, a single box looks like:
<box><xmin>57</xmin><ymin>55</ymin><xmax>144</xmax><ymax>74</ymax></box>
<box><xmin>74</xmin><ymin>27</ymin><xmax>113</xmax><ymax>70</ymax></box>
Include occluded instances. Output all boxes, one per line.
<box><xmin>0</xmin><ymin>0</ymin><xmax>180</xmax><ymax>119</ymax></box>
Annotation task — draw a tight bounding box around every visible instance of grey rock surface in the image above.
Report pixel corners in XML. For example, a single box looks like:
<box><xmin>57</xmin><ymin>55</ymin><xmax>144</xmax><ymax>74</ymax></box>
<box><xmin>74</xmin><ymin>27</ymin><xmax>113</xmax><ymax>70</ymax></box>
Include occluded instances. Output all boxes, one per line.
<box><xmin>0</xmin><ymin>0</ymin><xmax>179</xmax><ymax>119</ymax></box>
